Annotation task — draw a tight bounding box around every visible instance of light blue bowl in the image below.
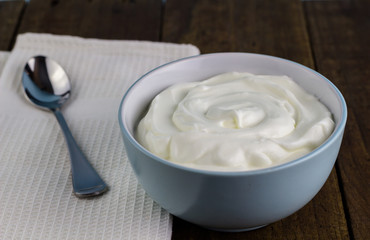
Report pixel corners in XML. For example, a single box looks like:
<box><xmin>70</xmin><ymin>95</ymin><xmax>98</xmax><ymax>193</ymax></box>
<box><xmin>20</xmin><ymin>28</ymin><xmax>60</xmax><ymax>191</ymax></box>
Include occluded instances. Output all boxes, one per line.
<box><xmin>118</xmin><ymin>53</ymin><xmax>347</xmax><ymax>231</ymax></box>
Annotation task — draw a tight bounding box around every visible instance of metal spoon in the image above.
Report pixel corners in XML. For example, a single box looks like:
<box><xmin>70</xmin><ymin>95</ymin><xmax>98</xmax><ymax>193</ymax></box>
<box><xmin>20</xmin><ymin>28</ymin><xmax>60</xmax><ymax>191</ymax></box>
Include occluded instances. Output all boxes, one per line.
<box><xmin>22</xmin><ymin>55</ymin><xmax>108</xmax><ymax>198</ymax></box>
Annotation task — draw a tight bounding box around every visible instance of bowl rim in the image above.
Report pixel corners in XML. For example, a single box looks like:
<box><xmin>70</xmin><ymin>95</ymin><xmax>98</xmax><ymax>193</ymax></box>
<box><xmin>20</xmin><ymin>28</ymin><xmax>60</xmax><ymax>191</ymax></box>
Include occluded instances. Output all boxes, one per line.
<box><xmin>118</xmin><ymin>52</ymin><xmax>347</xmax><ymax>176</ymax></box>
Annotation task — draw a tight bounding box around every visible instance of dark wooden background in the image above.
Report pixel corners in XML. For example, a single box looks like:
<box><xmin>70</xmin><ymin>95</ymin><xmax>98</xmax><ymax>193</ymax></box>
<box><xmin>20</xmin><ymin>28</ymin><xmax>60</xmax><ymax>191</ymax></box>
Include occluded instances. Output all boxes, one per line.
<box><xmin>0</xmin><ymin>0</ymin><xmax>369</xmax><ymax>239</ymax></box>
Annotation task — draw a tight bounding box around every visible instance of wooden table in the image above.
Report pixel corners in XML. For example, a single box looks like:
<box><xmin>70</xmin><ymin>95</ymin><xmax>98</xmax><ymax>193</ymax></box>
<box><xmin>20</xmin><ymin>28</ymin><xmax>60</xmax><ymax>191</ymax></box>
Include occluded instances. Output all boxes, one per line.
<box><xmin>1</xmin><ymin>0</ymin><xmax>369</xmax><ymax>239</ymax></box>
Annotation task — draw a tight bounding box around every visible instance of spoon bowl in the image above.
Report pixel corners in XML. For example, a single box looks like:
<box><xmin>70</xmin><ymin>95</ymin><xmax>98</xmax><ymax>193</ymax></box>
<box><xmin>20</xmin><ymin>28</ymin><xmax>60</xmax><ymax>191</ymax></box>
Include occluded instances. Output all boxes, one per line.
<box><xmin>23</xmin><ymin>55</ymin><xmax>108</xmax><ymax>198</ymax></box>
<box><xmin>23</xmin><ymin>56</ymin><xmax>70</xmax><ymax>110</ymax></box>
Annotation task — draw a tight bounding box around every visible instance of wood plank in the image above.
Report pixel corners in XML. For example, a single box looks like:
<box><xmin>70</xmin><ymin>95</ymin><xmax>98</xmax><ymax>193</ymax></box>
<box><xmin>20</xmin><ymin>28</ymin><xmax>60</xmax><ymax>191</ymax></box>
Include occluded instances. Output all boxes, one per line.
<box><xmin>163</xmin><ymin>0</ymin><xmax>350</xmax><ymax>239</ymax></box>
<box><xmin>17</xmin><ymin>0</ymin><xmax>162</xmax><ymax>41</ymax></box>
<box><xmin>162</xmin><ymin>0</ymin><xmax>314</xmax><ymax>66</ymax></box>
<box><xmin>304</xmin><ymin>0</ymin><xmax>370</xmax><ymax>239</ymax></box>
<box><xmin>0</xmin><ymin>1</ymin><xmax>25</xmax><ymax>50</ymax></box>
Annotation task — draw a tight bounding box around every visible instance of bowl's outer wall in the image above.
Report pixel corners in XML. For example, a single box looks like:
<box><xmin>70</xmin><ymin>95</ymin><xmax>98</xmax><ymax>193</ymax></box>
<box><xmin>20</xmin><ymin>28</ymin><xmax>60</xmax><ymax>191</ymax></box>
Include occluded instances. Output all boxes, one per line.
<box><xmin>119</xmin><ymin>53</ymin><xmax>347</xmax><ymax>230</ymax></box>
<box><xmin>122</xmin><ymin>129</ymin><xmax>344</xmax><ymax>230</ymax></box>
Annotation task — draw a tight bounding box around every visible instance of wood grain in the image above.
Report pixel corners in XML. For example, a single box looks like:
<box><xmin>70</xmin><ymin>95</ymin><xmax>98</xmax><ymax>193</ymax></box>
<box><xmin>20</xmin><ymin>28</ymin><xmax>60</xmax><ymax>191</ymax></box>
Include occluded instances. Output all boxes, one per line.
<box><xmin>162</xmin><ymin>1</ymin><xmax>350</xmax><ymax>239</ymax></box>
<box><xmin>0</xmin><ymin>1</ymin><xmax>25</xmax><ymax>50</ymax></box>
<box><xmin>162</xmin><ymin>0</ymin><xmax>313</xmax><ymax>66</ymax></box>
<box><xmin>304</xmin><ymin>0</ymin><xmax>370</xmax><ymax>239</ymax></box>
<box><xmin>1</xmin><ymin>0</ymin><xmax>367</xmax><ymax>239</ymax></box>
<box><xmin>18</xmin><ymin>0</ymin><xmax>162</xmax><ymax>41</ymax></box>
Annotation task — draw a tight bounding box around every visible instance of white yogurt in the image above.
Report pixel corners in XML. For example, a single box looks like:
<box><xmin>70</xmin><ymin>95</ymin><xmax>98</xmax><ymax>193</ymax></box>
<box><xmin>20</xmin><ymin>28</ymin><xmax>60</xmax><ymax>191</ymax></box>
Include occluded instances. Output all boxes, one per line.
<box><xmin>136</xmin><ymin>72</ymin><xmax>335</xmax><ymax>171</ymax></box>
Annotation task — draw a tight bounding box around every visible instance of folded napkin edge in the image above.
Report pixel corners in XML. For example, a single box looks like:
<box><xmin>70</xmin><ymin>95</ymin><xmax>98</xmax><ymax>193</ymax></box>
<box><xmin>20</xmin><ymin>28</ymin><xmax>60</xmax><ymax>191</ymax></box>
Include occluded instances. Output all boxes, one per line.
<box><xmin>14</xmin><ymin>32</ymin><xmax>200</xmax><ymax>55</ymax></box>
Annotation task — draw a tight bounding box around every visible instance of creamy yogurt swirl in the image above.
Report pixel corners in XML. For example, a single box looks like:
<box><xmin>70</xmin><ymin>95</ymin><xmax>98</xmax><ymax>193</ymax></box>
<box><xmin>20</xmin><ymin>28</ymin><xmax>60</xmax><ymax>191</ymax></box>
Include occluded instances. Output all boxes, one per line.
<box><xmin>136</xmin><ymin>72</ymin><xmax>335</xmax><ymax>171</ymax></box>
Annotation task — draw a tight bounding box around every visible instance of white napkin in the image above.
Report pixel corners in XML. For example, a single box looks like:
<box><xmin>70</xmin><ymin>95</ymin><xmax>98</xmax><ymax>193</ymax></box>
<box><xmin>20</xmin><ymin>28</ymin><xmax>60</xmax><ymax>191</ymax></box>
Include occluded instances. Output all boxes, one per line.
<box><xmin>0</xmin><ymin>33</ymin><xmax>199</xmax><ymax>240</ymax></box>
<box><xmin>0</xmin><ymin>51</ymin><xmax>9</xmax><ymax>72</ymax></box>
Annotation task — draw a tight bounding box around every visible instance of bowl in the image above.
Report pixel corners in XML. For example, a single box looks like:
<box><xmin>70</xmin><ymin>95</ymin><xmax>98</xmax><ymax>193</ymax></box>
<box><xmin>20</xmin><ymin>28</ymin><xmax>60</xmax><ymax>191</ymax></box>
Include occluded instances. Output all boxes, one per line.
<box><xmin>118</xmin><ymin>52</ymin><xmax>347</xmax><ymax>231</ymax></box>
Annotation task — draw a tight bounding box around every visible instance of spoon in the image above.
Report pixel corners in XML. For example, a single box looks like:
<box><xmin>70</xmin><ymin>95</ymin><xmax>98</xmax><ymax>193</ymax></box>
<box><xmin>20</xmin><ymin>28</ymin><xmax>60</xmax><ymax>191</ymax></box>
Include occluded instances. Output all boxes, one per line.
<box><xmin>22</xmin><ymin>55</ymin><xmax>108</xmax><ymax>198</ymax></box>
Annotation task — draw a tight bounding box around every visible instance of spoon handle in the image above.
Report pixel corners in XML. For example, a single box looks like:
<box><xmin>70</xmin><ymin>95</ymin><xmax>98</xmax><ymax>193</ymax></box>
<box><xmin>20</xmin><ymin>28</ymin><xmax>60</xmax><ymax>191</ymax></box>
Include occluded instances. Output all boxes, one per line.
<box><xmin>53</xmin><ymin>110</ymin><xmax>108</xmax><ymax>198</ymax></box>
